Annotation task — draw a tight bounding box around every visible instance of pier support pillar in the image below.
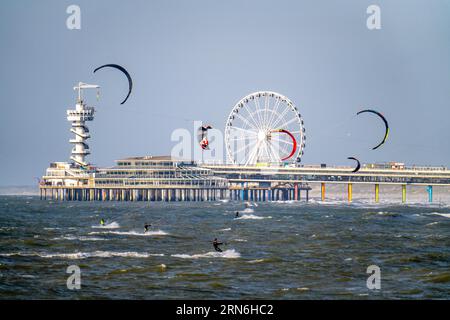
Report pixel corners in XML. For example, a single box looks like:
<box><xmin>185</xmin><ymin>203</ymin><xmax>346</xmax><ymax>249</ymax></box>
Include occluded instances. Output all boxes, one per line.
<box><xmin>348</xmin><ymin>183</ymin><xmax>353</xmax><ymax>202</ymax></box>
<box><xmin>402</xmin><ymin>185</ymin><xmax>407</xmax><ymax>203</ymax></box>
<box><xmin>321</xmin><ymin>183</ymin><xmax>325</xmax><ymax>201</ymax></box>
<box><xmin>294</xmin><ymin>183</ymin><xmax>298</xmax><ymax>201</ymax></box>
<box><xmin>427</xmin><ymin>185</ymin><xmax>433</xmax><ymax>203</ymax></box>
<box><xmin>375</xmin><ymin>184</ymin><xmax>379</xmax><ymax>203</ymax></box>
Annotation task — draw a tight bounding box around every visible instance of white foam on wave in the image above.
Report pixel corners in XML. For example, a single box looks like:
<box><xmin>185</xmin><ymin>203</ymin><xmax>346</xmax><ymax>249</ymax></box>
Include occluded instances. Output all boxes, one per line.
<box><xmin>307</xmin><ymin>198</ymin><xmax>450</xmax><ymax>208</ymax></box>
<box><xmin>0</xmin><ymin>226</ymin><xmax>17</xmax><ymax>231</ymax></box>
<box><xmin>172</xmin><ymin>249</ymin><xmax>240</xmax><ymax>259</ymax></box>
<box><xmin>89</xmin><ymin>230</ymin><xmax>169</xmax><ymax>236</ymax></box>
<box><xmin>306</xmin><ymin>199</ymin><xmax>347</xmax><ymax>206</ymax></box>
<box><xmin>51</xmin><ymin>235</ymin><xmax>106</xmax><ymax>241</ymax></box>
<box><xmin>91</xmin><ymin>222</ymin><xmax>120</xmax><ymax>229</ymax></box>
<box><xmin>0</xmin><ymin>251</ymin><xmax>163</xmax><ymax>259</ymax></box>
<box><xmin>376</xmin><ymin>211</ymin><xmax>400</xmax><ymax>216</ymax></box>
<box><xmin>245</xmin><ymin>202</ymin><xmax>259</xmax><ymax>207</ymax></box>
<box><xmin>248</xmin><ymin>259</ymin><xmax>265</xmax><ymax>264</ymax></box>
<box><xmin>217</xmin><ymin>228</ymin><xmax>231</xmax><ymax>232</ymax></box>
<box><xmin>430</xmin><ymin>212</ymin><xmax>450</xmax><ymax>218</ymax></box>
<box><xmin>242</xmin><ymin>208</ymin><xmax>254</xmax><ymax>213</ymax></box>
<box><xmin>235</xmin><ymin>214</ymin><xmax>271</xmax><ymax>220</ymax></box>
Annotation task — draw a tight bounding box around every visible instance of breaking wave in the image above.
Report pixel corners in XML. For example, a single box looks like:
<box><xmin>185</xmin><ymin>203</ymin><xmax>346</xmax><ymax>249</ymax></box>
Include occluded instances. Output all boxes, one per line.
<box><xmin>235</xmin><ymin>214</ymin><xmax>271</xmax><ymax>220</ymax></box>
<box><xmin>0</xmin><ymin>251</ymin><xmax>163</xmax><ymax>259</ymax></box>
<box><xmin>51</xmin><ymin>236</ymin><xmax>106</xmax><ymax>241</ymax></box>
<box><xmin>430</xmin><ymin>212</ymin><xmax>450</xmax><ymax>218</ymax></box>
<box><xmin>172</xmin><ymin>249</ymin><xmax>240</xmax><ymax>259</ymax></box>
<box><xmin>91</xmin><ymin>222</ymin><xmax>120</xmax><ymax>229</ymax></box>
<box><xmin>89</xmin><ymin>230</ymin><xmax>169</xmax><ymax>236</ymax></box>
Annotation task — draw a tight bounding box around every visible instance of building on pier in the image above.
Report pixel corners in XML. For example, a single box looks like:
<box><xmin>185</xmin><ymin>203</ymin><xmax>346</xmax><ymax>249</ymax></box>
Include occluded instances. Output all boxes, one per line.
<box><xmin>40</xmin><ymin>156</ymin><xmax>229</xmax><ymax>201</ymax></box>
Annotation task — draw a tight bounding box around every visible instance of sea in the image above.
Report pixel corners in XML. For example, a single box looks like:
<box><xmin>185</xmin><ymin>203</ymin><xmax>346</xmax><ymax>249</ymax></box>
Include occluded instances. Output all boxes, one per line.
<box><xmin>0</xmin><ymin>192</ymin><xmax>449</xmax><ymax>299</ymax></box>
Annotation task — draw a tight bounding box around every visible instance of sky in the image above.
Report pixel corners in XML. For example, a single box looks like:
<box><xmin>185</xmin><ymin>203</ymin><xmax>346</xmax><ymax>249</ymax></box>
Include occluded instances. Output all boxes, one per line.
<box><xmin>0</xmin><ymin>0</ymin><xmax>449</xmax><ymax>186</ymax></box>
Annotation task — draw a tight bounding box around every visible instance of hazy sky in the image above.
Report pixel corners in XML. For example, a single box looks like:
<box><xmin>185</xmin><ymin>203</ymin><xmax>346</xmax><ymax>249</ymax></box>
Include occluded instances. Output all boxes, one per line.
<box><xmin>1</xmin><ymin>0</ymin><xmax>449</xmax><ymax>186</ymax></box>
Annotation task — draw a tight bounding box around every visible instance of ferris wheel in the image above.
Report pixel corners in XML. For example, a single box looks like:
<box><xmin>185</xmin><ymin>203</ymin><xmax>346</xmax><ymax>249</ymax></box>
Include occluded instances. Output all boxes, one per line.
<box><xmin>224</xmin><ymin>91</ymin><xmax>306</xmax><ymax>166</ymax></box>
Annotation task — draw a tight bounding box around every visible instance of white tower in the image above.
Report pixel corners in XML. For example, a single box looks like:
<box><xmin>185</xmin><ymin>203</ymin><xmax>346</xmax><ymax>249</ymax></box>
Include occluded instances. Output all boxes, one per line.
<box><xmin>67</xmin><ymin>82</ymin><xmax>99</xmax><ymax>167</ymax></box>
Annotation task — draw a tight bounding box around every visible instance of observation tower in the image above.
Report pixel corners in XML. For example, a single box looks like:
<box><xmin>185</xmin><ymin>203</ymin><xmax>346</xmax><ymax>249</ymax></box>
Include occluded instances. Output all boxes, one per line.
<box><xmin>67</xmin><ymin>82</ymin><xmax>99</xmax><ymax>167</ymax></box>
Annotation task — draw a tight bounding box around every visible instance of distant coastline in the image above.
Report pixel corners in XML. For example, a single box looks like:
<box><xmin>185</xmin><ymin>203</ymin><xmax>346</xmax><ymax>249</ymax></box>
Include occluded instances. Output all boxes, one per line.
<box><xmin>0</xmin><ymin>186</ymin><xmax>39</xmax><ymax>196</ymax></box>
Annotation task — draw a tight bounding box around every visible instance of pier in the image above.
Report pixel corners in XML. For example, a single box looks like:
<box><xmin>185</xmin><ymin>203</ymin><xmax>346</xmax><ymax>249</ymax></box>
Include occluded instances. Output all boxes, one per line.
<box><xmin>202</xmin><ymin>162</ymin><xmax>450</xmax><ymax>203</ymax></box>
<box><xmin>39</xmin><ymin>86</ymin><xmax>450</xmax><ymax>203</ymax></box>
<box><xmin>40</xmin><ymin>158</ymin><xmax>450</xmax><ymax>202</ymax></box>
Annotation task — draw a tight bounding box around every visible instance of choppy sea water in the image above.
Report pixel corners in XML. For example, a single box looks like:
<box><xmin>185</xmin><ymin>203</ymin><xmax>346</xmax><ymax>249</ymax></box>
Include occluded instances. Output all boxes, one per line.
<box><xmin>0</xmin><ymin>196</ymin><xmax>449</xmax><ymax>299</ymax></box>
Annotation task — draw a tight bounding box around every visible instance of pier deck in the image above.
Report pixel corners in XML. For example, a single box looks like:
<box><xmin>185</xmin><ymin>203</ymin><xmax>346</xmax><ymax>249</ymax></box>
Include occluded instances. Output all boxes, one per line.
<box><xmin>40</xmin><ymin>160</ymin><xmax>450</xmax><ymax>203</ymax></box>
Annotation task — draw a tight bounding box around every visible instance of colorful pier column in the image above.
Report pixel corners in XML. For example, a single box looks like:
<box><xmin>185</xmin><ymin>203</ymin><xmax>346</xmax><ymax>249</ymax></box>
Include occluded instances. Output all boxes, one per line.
<box><xmin>375</xmin><ymin>184</ymin><xmax>380</xmax><ymax>203</ymax></box>
<box><xmin>294</xmin><ymin>183</ymin><xmax>298</xmax><ymax>201</ymax></box>
<box><xmin>321</xmin><ymin>183</ymin><xmax>325</xmax><ymax>201</ymax></box>
<box><xmin>348</xmin><ymin>183</ymin><xmax>353</xmax><ymax>202</ymax></box>
<box><xmin>427</xmin><ymin>185</ymin><xmax>433</xmax><ymax>203</ymax></box>
<box><xmin>402</xmin><ymin>185</ymin><xmax>407</xmax><ymax>203</ymax></box>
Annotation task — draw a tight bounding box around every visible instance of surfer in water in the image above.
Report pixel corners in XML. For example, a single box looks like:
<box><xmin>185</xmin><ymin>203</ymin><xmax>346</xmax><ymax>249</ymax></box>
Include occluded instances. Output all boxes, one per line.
<box><xmin>100</xmin><ymin>218</ymin><xmax>105</xmax><ymax>226</ymax></box>
<box><xmin>144</xmin><ymin>223</ymin><xmax>151</xmax><ymax>233</ymax></box>
<box><xmin>235</xmin><ymin>211</ymin><xmax>240</xmax><ymax>218</ymax></box>
<box><xmin>212</xmin><ymin>238</ymin><xmax>223</xmax><ymax>252</ymax></box>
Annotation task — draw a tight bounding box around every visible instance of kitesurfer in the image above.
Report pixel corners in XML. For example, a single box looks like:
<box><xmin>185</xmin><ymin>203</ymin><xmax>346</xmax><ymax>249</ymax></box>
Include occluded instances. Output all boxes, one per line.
<box><xmin>100</xmin><ymin>218</ymin><xmax>105</xmax><ymax>226</ymax></box>
<box><xmin>212</xmin><ymin>238</ymin><xmax>223</xmax><ymax>252</ymax></box>
<box><xmin>198</xmin><ymin>125</ymin><xmax>212</xmax><ymax>150</ymax></box>
<box><xmin>144</xmin><ymin>223</ymin><xmax>151</xmax><ymax>233</ymax></box>
<box><xmin>200</xmin><ymin>137</ymin><xmax>209</xmax><ymax>150</ymax></box>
